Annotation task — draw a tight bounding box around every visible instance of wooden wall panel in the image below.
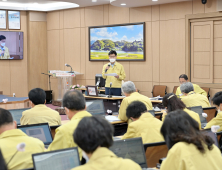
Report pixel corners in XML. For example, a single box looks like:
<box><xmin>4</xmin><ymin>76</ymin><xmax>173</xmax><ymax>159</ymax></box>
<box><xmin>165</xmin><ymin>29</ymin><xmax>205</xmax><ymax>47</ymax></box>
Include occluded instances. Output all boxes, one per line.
<box><xmin>152</xmin><ymin>5</ymin><xmax>160</xmax><ymax>21</ymax></box>
<box><xmin>79</xmin><ymin>28</ymin><xmax>86</xmax><ymax>80</ymax></box>
<box><xmin>159</xmin><ymin>19</ymin><xmax>185</xmax><ymax>82</ymax></box>
<box><xmin>214</xmin><ymin>24</ymin><xmax>222</xmax><ymax>38</ymax></box>
<box><xmin>85</xmin><ymin>5</ymin><xmax>104</xmax><ymax>26</ymax></box>
<box><xmin>214</xmin><ymin>52</ymin><xmax>222</xmax><ymax>65</ymax></box>
<box><xmin>80</xmin><ymin>8</ymin><xmax>85</xmax><ymax>27</ymax></box>
<box><xmin>108</xmin><ymin>5</ymin><xmax>130</xmax><ymax>24</ymax></box>
<box><xmin>193</xmin><ymin>52</ymin><xmax>210</xmax><ymax>65</ymax></box>
<box><xmin>214</xmin><ymin>38</ymin><xmax>222</xmax><ymax>51</ymax></box>
<box><xmin>47</xmin><ymin>30</ymin><xmax>60</xmax><ymax>70</ymax></box>
<box><xmin>59</xmin><ymin>11</ymin><xmax>64</xmax><ymax>29</ymax></box>
<box><xmin>64</xmin><ymin>9</ymin><xmax>81</xmax><ymax>28</ymax></box>
<box><xmin>160</xmin><ymin>1</ymin><xmax>192</xmax><ymax>20</ymax></box>
<box><xmin>28</xmin><ymin>22</ymin><xmax>48</xmax><ymax>91</ymax></box>
<box><xmin>0</xmin><ymin>61</ymin><xmax>11</xmax><ymax>95</ymax></box>
<box><xmin>152</xmin><ymin>21</ymin><xmax>160</xmax><ymax>82</ymax></box>
<box><xmin>134</xmin><ymin>82</ymin><xmax>153</xmax><ymax>98</ymax></box>
<box><xmin>130</xmin><ymin>6</ymin><xmax>151</xmax><ymax>23</ymax></box>
<box><xmin>193</xmin><ymin>0</ymin><xmax>204</xmax><ymax>14</ymax></box>
<box><xmin>59</xmin><ymin>30</ymin><xmax>65</xmax><ymax>71</ymax></box>
<box><xmin>103</xmin><ymin>5</ymin><xmax>109</xmax><ymax>25</ymax></box>
<box><xmin>194</xmin><ymin>25</ymin><xmax>210</xmax><ymax>38</ymax></box>
<box><xmin>47</xmin><ymin>11</ymin><xmax>60</xmax><ymax>30</ymax></box>
<box><xmin>205</xmin><ymin>0</ymin><xmax>217</xmax><ymax>13</ymax></box>
<box><xmin>194</xmin><ymin>39</ymin><xmax>211</xmax><ymax>51</ymax></box>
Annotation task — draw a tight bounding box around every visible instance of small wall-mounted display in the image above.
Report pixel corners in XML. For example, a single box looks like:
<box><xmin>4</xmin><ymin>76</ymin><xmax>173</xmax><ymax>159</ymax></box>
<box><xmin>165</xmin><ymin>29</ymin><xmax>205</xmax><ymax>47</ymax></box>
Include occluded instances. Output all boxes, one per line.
<box><xmin>0</xmin><ymin>31</ymin><xmax>23</xmax><ymax>60</ymax></box>
<box><xmin>0</xmin><ymin>10</ymin><xmax>6</xmax><ymax>29</ymax></box>
<box><xmin>8</xmin><ymin>11</ymin><xmax>20</xmax><ymax>30</ymax></box>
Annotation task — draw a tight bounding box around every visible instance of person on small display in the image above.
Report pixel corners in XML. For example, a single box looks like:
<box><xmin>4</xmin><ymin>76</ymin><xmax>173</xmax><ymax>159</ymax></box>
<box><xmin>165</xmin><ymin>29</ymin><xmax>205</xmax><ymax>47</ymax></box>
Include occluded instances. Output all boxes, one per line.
<box><xmin>0</xmin><ymin>35</ymin><xmax>12</xmax><ymax>60</ymax></box>
<box><xmin>102</xmin><ymin>50</ymin><xmax>126</xmax><ymax>96</ymax></box>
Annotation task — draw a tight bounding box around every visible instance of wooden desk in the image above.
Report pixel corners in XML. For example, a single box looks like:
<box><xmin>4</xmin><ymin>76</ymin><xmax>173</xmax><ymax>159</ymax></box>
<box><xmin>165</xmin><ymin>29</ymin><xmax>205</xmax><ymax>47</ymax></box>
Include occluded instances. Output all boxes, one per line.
<box><xmin>76</xmin><ymin>88</ymin><xmax>105</xmax><ymax>92</ymax></box>
<box><xmin>151</xmin><ymin>100</ymin><xmax>162</xmax><ymax>104</ymax></box>
<box><xmin>0</xmin><ymin>99</ymin><xmax>29</xmax><ymax>110</ymax></box>
<box><xmin>83</xmin><ymin>94</ymin><xmax>125</xmax><ymax>100</ymax></box>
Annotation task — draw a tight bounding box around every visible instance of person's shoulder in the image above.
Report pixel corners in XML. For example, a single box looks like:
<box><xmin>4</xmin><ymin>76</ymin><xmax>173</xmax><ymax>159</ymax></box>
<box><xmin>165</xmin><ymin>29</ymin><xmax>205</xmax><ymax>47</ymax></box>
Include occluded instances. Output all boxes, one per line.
<box><xmin>115</xmin><ymin>62</ymin><xmax>123</xmax><ymax>67</ymax></box>
<box><xmin>22</xmin><ymin>108</ymin><xmax>32</xmax><ymax>115</ymax></box>
<box><xmin>120</xmin><ymin>158</ymin><xmax>141</xmax><ymax>169</ymax></box>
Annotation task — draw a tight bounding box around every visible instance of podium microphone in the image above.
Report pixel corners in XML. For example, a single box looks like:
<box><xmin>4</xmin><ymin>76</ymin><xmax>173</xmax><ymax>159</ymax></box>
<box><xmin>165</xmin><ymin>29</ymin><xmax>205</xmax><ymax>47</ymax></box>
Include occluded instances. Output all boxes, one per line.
<box><xmin>108</xmin><ymin>82</ymin><xmax>112</xmax><ymax>98</ymax></box>
<box><xmin>65</xmin><ymin>63</ymin><xmax>74</xmax><ymax>73</ymax></box>
<box><xmin>105</xmin><ymin>63</ymin><xmax>111</xmax><ymax>72</ymax></box>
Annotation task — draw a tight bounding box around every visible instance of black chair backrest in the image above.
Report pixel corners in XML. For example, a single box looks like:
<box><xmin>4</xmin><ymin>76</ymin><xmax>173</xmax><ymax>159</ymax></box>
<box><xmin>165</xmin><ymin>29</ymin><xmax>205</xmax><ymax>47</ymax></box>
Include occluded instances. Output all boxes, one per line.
<box><xmin>187</xmin><ymin>106</ymin><xmax>207</xmax><ymax>123</ymax></box>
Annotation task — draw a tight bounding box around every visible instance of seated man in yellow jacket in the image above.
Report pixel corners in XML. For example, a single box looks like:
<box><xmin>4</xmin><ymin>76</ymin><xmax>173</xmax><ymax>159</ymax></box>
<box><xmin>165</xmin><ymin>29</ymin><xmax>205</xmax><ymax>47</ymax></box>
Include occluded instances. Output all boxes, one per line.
<box><xmin>0</xmin><ymin>108</ymin><xmax>45</xmax><ymax>170</ymax></box>
<box><xmin>72</xmin><ymin>116</ymin><xmax>141</xmax><ymax>170</ymax></box>
<box><xmin>180</xmin><ymin>82</ymin><xmax>211</xmax><ymax>108</ymax></box>
<box><xmin>176</xmin><ymin>74</ymin><xmax>207</xmax><ymax>97</ymax></box>
<box><xmin>47</xmin><ymin>90</ymin><xmax>92</xmax><ymax>161</ymax></box>
<box><xmin>20</xmin><ymin>88</ymin><xmax>61</xmax><ymax>126</ymax></box>
<box><xmin>122</xmin><ymin>101</ymin><xmax>164</xmax><ymax>144</ymax></box>
<box><xmin>205</xmin><ymin>92</ymin><xmax>222</xmax><ymax>132</ymax></box>
<box><xmin>118</xmin><ymin>81</ymin><xmax>153</xmax><ymax>123</ymax></box>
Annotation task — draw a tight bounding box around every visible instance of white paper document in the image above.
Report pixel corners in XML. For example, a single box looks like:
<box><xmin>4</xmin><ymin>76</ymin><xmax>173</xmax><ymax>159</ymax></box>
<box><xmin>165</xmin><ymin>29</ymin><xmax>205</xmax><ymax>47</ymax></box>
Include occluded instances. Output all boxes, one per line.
<box><xmin>104</xmin><ymin>73</ymin><xmax>118</xmax><ymax>76</ymax></box>
<box><xmin>105</xmin><ymin>116</ymin><xmax>120</xmax><ymax>122</ymax></box>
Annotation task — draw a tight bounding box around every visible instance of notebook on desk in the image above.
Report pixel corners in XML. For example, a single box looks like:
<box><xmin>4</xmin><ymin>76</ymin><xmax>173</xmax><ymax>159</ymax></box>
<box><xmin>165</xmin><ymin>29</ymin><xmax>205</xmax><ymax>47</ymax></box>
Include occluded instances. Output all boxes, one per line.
<box><xmin>32</xmin><ymin>147</ymin><xmax>80</xmax><ymax>170</ymax></box>
<box><xmin>9</xmin><ymin>108</ymin><xmax>30</xmax><ymax>125</ymax></box>
<box><xmin>17</xmin><ymin>123</ymin><xmax>53</xmax><ymax>148</ymax></box>
<box><xmin>109</xmin><ymin>137</ymin><xmax>148</xmax><ymax>168</ymax></box>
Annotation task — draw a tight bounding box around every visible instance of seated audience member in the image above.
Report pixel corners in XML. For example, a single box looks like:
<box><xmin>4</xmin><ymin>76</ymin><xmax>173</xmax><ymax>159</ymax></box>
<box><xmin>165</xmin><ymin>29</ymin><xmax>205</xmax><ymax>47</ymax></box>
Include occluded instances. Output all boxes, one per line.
<box><xmin>47</xmin><ymin>90</ymin><xmax>92</xmax><ymax>160</ymax></box>
<box><xmin>162</xmin><ymin>93</ymin><xmax>201</xmax><ymax>129</ymax></box>
<box><xmin>0</xmin><ymin>108</ymin><xmax>44</xmax><ymax>170</ymax></box>
<box><xmin>205</xmin><ymin>92</ymin><xmax>222</xmax><ymax>131</ymax></box>
<box><xmin>20</xmin><ymin>88</ymin><xmax>61</xmax><ymax>126</ymax></box>
<box><xmin>118</xmin><ymin>81</ymin><xmax>152</xmax><ymax>123</ymax></box>
<box><xmin>160</xmin><ymin>110</ymin><xmax>222</xmax><ymax>170</ymax></box>
<box><xmin>180</xmin><ymin>82</ymin><xmax>211</xmax><ymax>108</ymax></box>
<box><xmin>0</xmin><ymin>149</ymin><xmax>7</xmax><ymax>170</ymax></box>
<box><xmin>176</xmin><ymin>74</ymin><xmax>207</xmax><ymax>97</ymax></box>
<box><xmin>72</xmin><ymin>116</ymin><xmax>141</xmax><ymax>170</ymax></box>
<box><xmin>122</xmin><ymin>101</ymin><xmax>164</xmax><ymax>143</ymax></box>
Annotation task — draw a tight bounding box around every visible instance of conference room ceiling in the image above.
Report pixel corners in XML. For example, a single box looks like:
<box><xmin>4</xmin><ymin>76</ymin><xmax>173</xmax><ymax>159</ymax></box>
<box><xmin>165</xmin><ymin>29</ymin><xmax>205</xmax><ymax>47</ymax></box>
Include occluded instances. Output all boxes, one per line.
<box><xmin>0</xmin><ymin>0</ymin><xmax>192</xmax><ymax>11</ymax></box>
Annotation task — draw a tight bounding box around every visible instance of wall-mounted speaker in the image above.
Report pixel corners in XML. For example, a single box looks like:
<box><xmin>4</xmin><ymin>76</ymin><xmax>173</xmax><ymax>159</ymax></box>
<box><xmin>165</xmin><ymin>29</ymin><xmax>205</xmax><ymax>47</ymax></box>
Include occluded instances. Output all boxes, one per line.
<box><xmin>202</xmin><ymin>0</ymin><xmax>207</xmax><ymax>4</ymax></box>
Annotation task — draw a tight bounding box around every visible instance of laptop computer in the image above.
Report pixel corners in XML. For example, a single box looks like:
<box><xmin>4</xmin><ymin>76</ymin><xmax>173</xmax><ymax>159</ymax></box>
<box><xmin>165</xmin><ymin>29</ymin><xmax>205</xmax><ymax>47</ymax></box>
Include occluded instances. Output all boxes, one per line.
<box><xmin>187</xmin><ymin>106</ymin><xmax>207</xmax><ymax>128</ymax></box>
<box><xmin>17</xmin><ymin>123</ymin><xmax>53</xmax><ymax>148</ymax></box>
<box><xmin>32</xmin><ymin>147</ymin><xmax>80</xmax><ymax>170</ymax></box>
<box><xmin>147</xmin><ymin>110</ymin><xmax>155</xmax><ymax>117</ymax></box>
<box><xmin>9</xmin><ymin>108</ymin><xmax>30</xmax><ymax>125</ymax></box>
<box><xmin>201</xmin><ymin>129</ymin><xmax>219</xmax><ymax>148</ymax></box>
<box><xmin>109</xmin><ymin>137</ymin><xmax>148</xmax><ymax>168</ymax></box>
<box><xmin>86</xmin><ymin>100</ymin><xmax>106</xmax><ymax>115</ymax></box>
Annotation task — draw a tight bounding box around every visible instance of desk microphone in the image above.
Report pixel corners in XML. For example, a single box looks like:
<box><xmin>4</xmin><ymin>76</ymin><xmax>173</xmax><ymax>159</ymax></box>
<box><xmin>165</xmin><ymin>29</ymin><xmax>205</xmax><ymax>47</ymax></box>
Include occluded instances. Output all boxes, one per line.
<box><xmin>108</xmin><ymin>82</ymin><xmax>112</xmax><ymax>98</ymax></box>
<box><xmin>110</xmin><ymin>82</ymin><xmax>112</xmax><ymax>87</ymax></box>
<box><xmin>105</xmin><ymin>63</ymin><xmax>111</xmax><ymax>72</ymax></box>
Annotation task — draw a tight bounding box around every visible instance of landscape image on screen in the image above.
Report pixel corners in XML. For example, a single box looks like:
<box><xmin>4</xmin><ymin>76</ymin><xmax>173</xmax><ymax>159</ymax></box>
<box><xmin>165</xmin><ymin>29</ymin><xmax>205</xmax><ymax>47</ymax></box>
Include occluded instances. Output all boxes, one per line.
<box><xmin>89</xmin><ymin>23</ymin><xmax>145</xmax><ymax>61</ymax></box>
<box><xmin>0</xmin><ymin>31</ymin><xmax>23</xmax><ymax>60</ymax></box>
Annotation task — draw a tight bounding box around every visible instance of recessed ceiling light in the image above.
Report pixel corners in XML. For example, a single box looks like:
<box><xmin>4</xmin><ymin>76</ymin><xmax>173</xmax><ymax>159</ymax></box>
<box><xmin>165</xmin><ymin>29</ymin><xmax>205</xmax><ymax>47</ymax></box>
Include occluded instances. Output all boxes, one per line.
<box><xmin>121</xmin><ymin>3</ymin><xmax>126</xmax><ymax>5</ymax></box>
<box><xmin>2</xmin><ymin>0</ymin><xmax>7</xmax><ymax>2</ymax></box>
<box><xmin>92</xmin><ymin>0</ymin><xmax>97</xmax><ymax>2</ymax></box>
<box><xmin>33</xmin><ymin>2</ymin><xmax>38</xmax><ymax>5</ymax></box>
<box><xmin>152</xmin><ymin>0</ymin><xmax>158</xmax><ymax>1</ymax></box>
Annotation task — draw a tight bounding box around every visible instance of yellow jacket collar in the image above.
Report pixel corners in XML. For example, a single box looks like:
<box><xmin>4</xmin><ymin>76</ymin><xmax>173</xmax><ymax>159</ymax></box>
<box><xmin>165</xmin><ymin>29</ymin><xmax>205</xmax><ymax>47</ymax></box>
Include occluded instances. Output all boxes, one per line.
<box><xmin>140</xmin><ymin>112</ymin><xmax>153</xmax><ymax>119</ymax></box>
<box><xmin>0</xmin><ymin>129</ymin><xmax>26</xmax><ymax>139</ymax></box>
<box><xmin>129</xmin><ymin>92</ymin><xmax>139</xmax><ymax>97</ymax></box>
<box><xmin>33</xmin><ymin>104</ymin><xmax>47</xmax><ymax>108</ymax></box>
<box><xmin>88</xmin><ymin>147</ymin><xmax>117</xmax><ymax>163</ymax></box>
<box><xmin>188</xmin><ymin>91</ymin><xmax>195</xmax><ymax>95</ymax></box>
<box><xmin>71</xmin><ymin>110</ymin><xmax>91</xmax><ymax>121</ymax></box>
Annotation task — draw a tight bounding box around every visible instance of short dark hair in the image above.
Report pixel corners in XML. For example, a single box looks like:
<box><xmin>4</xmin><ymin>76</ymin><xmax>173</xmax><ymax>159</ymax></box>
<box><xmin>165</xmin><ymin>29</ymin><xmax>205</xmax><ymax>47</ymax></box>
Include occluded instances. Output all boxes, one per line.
<box><xmin>161</xmin><ymin>110</ymin><xmax>214</xmax><ymax>153</ymax></box>
<box><xmin>0</xmin><ymin>108</ymin><xmax>13</xmax><ymax>127</ymax></box>
<box><xmin>108</xmin><ymin>50</ymin><xmax>117</xmax><ymax>56</ymax></box>
<box><xmin>73</xmin><ymin>116</ymin><xmax>114</xmax><ymax>153</ymax></box>
<box><xmin>126</xmin><ymin>101</ymin><xmax>147</xmax><ymax>119</ymax></box>
<box><xmin>162</xmin><ymin>93</ymin><xmax>186</xmax><ymax>112</ymax></box>
<box><xmin>62</xmin><ymin>90</ymin><xmax>85</xmax><ymax>111</ymax></box>
<box><xmin>28</xmin><ymin>88</ymin><xmax>46</xmax><ymax>105</ymax></box>
<box><xmin>179</xmin><ymin>74</ymin><xmax>188</xmax><ymax>80</ymax></box>
<box><xmin>0</xmin><ymin>35</ymin><xmax>6</xmax><ymax>41</ymax></box>
<box><xmin>212</xmin><ymin>91</ymin><xmax>222</xmax><ymax>106</ymax></box>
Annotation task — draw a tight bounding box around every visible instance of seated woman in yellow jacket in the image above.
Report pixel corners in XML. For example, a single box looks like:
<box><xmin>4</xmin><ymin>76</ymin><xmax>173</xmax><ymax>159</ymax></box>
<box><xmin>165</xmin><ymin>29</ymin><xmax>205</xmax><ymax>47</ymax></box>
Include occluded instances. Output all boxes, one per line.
<box><xmin>72</xmin><ymin>116</ymin><xmax>141</xmax><ymax>170</ymax></box>
<box><xmin>180</xmin><ymin>82</ymin><xmax>211</xmax><ymax>108</ymax></box>
<box><xmin>162</xmin><ymin>93</ymin><xmax>201</xmax><ymax>129</ymax></box>
<box><xmin>205</xmin><ymin>91</ymin><xmax>222</xmax><ymax>132</ymax></box>
<box><xmin>118</xmin><ymin>81</ymin><xmax>153</xmax><ymax>124</ymax></box>
<box><xmin>176</xmin><ymin>74</ymin><xmax>207</xmax><ymax>97</ymax></box>
<box><xmin>121</xmin><ymin>101</ymin><xmax>164</xmax><ymax>143</ymax></box>
<box><xmin>160</xmin><ymin>110</ymin><xmax>222</xmax><ymax>170</ymax></box>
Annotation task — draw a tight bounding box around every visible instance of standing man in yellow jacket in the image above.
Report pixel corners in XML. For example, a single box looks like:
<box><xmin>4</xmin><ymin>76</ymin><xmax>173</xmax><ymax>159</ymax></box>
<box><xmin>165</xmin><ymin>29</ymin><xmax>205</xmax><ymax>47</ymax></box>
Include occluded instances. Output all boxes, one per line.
<box><xmin>20</xmin><ymin>88</ymin><xmax>61</xmax><ymax>126</ymax></box>
<box><xmin>0</xmin><ymin>35</ymin><xmax>11</xmax><ymax>59</ymax></box>
<box><xmin>205</xmin><ymin>91</ymin><xmax>222</xmax><ymax>131</ymax></box>
<box><xmin>102</xmin><ymin>50</ymin><xmax>126</xmax><ymax>96</ymax></box>
<box><xmin>47</xmin><ymin>90</ymin><xmax>92</xmax><ymax>161</ymax></box>
<box><xmin>118</xmin><ymin>81</ymin><xmax>153</xmax><ymax>123</ymax></box>
<box><xmin>176</xmin><ymin>74</ymin><xmax>207</xmax><ymax>97</ymax></box>
<box><xmin>0</xmin><ymin>108</ymin><xmax>45</xmax><ymax>170</ymax></box>
<box><xmin>122</xmin><ymin>101</ymin><xmax>164</xmax><ymax>143</ymax></box>
<box><xmin>180</xmin><ymin>82</ymin><xmax>211</xmax><ymax>108</ymax></box>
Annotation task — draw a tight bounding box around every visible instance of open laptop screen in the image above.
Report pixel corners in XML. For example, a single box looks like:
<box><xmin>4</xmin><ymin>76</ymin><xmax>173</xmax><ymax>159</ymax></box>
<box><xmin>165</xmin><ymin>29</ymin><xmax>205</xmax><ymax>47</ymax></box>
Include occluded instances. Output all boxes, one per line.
<box><xmin>86</xmin><ymin>100</ymin><xmax>105</xmax><ymax>115</ymax></box>
<box><xmin>9</xmin><ymin>108</ymin><xmax>30</xmax><ymax>125</ymax></box>
<box><xmin>109</xmin><ymin>137</ymin><xmax>147</xmax><ymax>168</ymax></box>
<box><xmin>32</xmin><ymin>147</ymin><xmax>80</xmax><ymax>170</ymax></box>
<box><xmin>18</xmin><ymin>123</ymin><xmax>52</xmax><ymax>145</ymax></box>
<box><xmin>188</xmin><ymin>106</ymin><xmax>207</xmax><ymax>123</ymax></box>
